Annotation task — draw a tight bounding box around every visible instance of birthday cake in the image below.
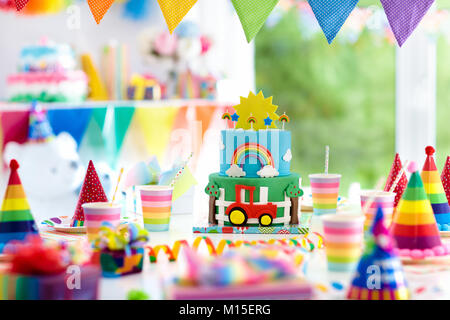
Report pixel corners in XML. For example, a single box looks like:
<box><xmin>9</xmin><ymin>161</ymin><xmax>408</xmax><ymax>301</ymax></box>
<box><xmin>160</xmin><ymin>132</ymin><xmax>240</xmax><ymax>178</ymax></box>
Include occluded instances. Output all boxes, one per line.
<box><xmin>204</xmin><ymin>92</ymin><xmax>303</xmax><ymax>230</ymax></box>
<box><xmin>7</xmin><ymin>39</ymin><xmax>88</xmax><ymax>103</ymax></box>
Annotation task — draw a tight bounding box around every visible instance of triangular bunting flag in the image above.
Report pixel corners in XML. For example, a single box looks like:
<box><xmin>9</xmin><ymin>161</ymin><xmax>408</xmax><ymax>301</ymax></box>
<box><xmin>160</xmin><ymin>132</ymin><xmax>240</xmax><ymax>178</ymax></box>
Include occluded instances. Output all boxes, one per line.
<box><xmin>421</xmin><ymin>146</ymin><xmax>450</xmax><ymax>231</ymax></box>
<box><xmin>347</xmin><ymin>206</ymin><xmax>409</xmax><ymax>300</ymax></box>
<box><xmin>15</xmin><ymin>0</ymin><xmax>30</xmax><ymax>11</ymax></box>
<box><xmin>157</xmin><ymin>0</ymin><xmax>198</xmax><ymax>34</ymax></box>
<box><xmin>231</xmin><ymin>0</ymin><xmax>280</xmax><ymax>43</ymax></box>
<box><xmin>441</xmin><ymin>156</ymin><xmax>450</xmax><ymax>206</ymax></box>
<box><xmin>308</xmin><ymin>0</ymin><xmax>359</xmax><ymax>44</ymax></box>
<box><xmin>380</xmin><ymin>0</ymin><xmax>434</xmax><ymax>47</ymax></box>
<box><xmin>384</xmin><ymin>153</ymin><xmax>408</xmax><ymax>208</ymax></box>
<box><xmin>71</xmin><ymin>160</ymin><xmax>108</xmax><ymax>227</ymax></box>
<box><xmin>390</xmin><ymin>161</ymin><xmax>449</xmax><ymax>259</ymax></box>
<box><xmin>0</xmin><ymin>159</ymin><xmax>39</xmax><ymax>253</ymax></box>
<box><xmin>47</xmin><ymin>108</ymin><xmax>93</xmax><ymax>147</ymax></box>
<box><xmin>87</xmin><ymin>0</ymin><xmax>115</xmax><ymax>24</ymax></box>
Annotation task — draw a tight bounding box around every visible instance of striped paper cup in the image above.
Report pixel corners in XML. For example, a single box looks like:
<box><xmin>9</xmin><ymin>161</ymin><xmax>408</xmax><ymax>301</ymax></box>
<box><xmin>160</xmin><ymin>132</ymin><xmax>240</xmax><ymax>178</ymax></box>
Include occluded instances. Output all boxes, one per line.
<box><xmin>82</xmin><ymin>202</ymin><xmax>121</xmax><ymax>242</ymax></box>
<box><xmin>322</xmin><ymin>213</ymin><xmax>365</xmax><ymax>272</ymax></box>
<box><xmin>360</xmin><ymin>190</ymin><xmax>395</xmax><ymax>231</ymax></box>
<box><xmin>309</xmin><ymin>173</ymin><xmax>341</xmax><ymax>215</ymax></box>
<box><xmin>139</xmin><ymin>185</ymin><xmax>173</xmax><ymax>232</ymax></box>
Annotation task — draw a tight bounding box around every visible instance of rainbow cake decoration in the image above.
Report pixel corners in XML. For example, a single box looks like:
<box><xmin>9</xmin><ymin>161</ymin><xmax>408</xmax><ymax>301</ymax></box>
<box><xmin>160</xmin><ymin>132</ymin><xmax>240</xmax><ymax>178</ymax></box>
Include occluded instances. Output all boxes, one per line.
<box><xmin>195</xmin><ymin>92</ymin><xmax>307</xmax><ymax>235</ymax></box>
<box><xmin>6</xmin><ymin>38</ymin><xmax>87</xmax><ymax>103</ymax></box>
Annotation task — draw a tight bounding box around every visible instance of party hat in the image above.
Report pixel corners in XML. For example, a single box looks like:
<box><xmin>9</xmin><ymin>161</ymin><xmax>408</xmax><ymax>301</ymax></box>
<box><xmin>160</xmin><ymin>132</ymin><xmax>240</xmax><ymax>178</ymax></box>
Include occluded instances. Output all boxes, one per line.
<box><xmin>71</xmin><ymin>161</ymin><xmax>108</xmax><ymax>227</ymax></box>
<box><xmin>440</xmin><ymin>156</ymin><xmax>450</xmax><ymax>207</ymax></box>
<box><xmin>384</xmin><ymin>153</ymin><xmax>408</xmax><ymax>208</ymax></box>
<box><xmin>390</xmin><ymin>162</ymin><xmax>449</xmax><ymax>259</ymax></box>
<box><xmin>421</xmin><ymin>146</ymin><xmax>450</xmax><ymax>231</ymax></box>
<box><xmin>0</xmin><ymin>160</ymin><xmax>39</xmax><ymax>253</ymax></box>
<box><xmin>347</xmin><ymin>206</ymin><xmax>409</xmax><ymax>300</ymax></box>
<box><xmin>28</xmin><ymin>101</ymin><xmax>54</xmax><ymax>142</ymax></box>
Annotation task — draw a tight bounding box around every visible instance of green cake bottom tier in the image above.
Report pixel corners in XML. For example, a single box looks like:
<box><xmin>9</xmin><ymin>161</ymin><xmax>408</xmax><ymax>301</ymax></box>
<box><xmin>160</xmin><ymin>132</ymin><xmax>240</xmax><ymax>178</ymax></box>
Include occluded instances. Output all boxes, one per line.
<box><xmin>205</xmin><ymin>173</ymin><xmax>302</xmax><ymax>227</ymax></box>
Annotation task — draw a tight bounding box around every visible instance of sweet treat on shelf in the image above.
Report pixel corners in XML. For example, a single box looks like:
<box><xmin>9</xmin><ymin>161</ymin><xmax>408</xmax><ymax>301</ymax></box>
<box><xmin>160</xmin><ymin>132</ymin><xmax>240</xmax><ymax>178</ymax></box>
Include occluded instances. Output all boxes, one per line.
<box><xmin>347</xmin><ymin>206</ymin><xmax>409</xmax><ymax>300</ymax></box>
<box><xmin>421</xmin><ymin>146</ymin><xmax>450</xmax><ymax>231</ymax></box>
<box><xmin>6</xmin><ymin>38</ymin><xmax>88</xmax><ymax>103</ymax></box>
<box><xmin>166</xmin><ymin>245</ymin><xmax>313</xmax><ymax>300</ymax></box>
<box><xmin>202</xmin><ymin>92</ymin><xmax>304</xmax><ymax>234</ymax></box>
<box><xmin>92</xmin><ymin>223</ymin><xmax>149</xmax><ymax>278</ymax></box>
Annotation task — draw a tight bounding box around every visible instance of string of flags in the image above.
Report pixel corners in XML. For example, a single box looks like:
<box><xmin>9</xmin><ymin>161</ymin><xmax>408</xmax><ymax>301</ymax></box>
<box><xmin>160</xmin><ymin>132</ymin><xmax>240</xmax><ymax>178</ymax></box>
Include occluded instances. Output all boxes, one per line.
<box><xmin>10</xmin><ymin>0</ymin><xmax>436</xmax><ymax>46</ymax></box>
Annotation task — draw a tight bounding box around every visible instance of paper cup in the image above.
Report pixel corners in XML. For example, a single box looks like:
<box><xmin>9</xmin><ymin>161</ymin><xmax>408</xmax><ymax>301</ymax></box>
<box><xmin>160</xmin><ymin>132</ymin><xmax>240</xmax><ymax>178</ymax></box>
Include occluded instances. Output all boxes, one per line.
<box><xmin>82</xmin><ymin>202</ymin><xmax>121</xmax><ymax>242</ymax></box>
<box><xmin>139</xmin><ymin>185</ymin><xmax>173</xmax><ymax>232</ymax></box>
<box><xmin>309</xmin><ymin>173</ymin><xmax>341</xmax><ymax>215</ymax></box>
<box><xmin>360</xmin><ymin>190</ymin><xmax>395</xmax><ymax>230</ymax></box>
<box><xmin>322</xmin><ymin>213</ymin><xmax>364</xmax><ymax>272</ymax></box>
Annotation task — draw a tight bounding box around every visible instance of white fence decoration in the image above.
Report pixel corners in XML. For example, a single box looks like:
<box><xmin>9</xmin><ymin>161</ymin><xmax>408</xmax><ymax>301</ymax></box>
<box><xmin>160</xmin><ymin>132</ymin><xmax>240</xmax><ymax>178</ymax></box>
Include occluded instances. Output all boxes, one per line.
<box><xmin>215</xmin><ymin>186</ymin><xmax>292</xmax><ymax>227</ymax></box>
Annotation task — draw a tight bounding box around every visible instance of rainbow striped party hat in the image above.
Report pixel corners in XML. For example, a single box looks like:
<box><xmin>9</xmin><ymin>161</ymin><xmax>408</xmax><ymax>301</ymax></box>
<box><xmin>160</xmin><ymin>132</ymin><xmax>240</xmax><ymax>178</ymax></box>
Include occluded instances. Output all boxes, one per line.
<box><xmin>421</xmin><ymin>146</ymin><xmax>450</xmax><ymax>231</ymax></box>
<box><xmin>0</xmin><ymin>160</ymin><xmax>39</xmax><ymax>253</ymax></box>
<box><xmin>347</xmin><ymin>206</ymin><xmax>409</xmax><ymax>300</ymax></box>
<box><xmin>390</xmin><ymin>161</ymin><xmax>449</xmax><ymax>259</ymax></box>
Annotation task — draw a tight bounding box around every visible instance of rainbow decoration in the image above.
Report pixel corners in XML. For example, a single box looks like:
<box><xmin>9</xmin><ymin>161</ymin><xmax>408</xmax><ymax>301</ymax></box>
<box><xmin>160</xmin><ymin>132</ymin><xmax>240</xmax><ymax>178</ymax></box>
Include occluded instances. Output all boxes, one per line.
<box><xmin>247</xmin><ymin>115</ymin><xmax>257</xmax><ymax>125</ymax></box>
<box><xmin>231</xmin><ymin>142</ymin><xmax>274</xmax><ymax>168</ymax></box>
<box><xmin>421</xmin><ymin>146</ymin><xmax>450</xmax><ymax>231</ymax></box>
<box><xmin>0</xmin><ymin>160</ymin><xmax>39</xmax><ymax>253</ymax></box>
<box><xmin>279</xmin><ymin>113</ymin><xmax>290</xmax><ymax>123</ymax></box>
<box><xmin>390</xmin><ymin>162</ymin><xmax>448</xmax><ymax>259</ymax></box>
<box><xmin>221</xmin><ymin>111</ymin><xmax>232</xmax><ymax>121</ymax></box>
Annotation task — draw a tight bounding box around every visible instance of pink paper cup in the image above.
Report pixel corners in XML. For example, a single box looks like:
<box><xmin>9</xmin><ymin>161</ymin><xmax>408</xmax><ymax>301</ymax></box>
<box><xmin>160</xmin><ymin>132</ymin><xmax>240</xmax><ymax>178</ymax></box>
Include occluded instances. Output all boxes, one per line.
<box><xmin>139</xmin><ymin>185</ymin><xmax>173</xmax><ymax>232</ymax></box>
<box><xmin>360</xmin><ymin>190</ymin><xmax>395</xmax><ymax>230</ymax></box>
<box><xmin>82</xmin><ymin>202</ymin><xmax>121</xmax><ymax>242</ymax></box>
<box><xmin>309</xmin><ymin>173</ymin><xmax>341</xmax><ymax>215</ymax></box>
<box><xmin>321</xmin><ymin>213</ymin><xmax>365</xmax><ymax>272</ymax></box>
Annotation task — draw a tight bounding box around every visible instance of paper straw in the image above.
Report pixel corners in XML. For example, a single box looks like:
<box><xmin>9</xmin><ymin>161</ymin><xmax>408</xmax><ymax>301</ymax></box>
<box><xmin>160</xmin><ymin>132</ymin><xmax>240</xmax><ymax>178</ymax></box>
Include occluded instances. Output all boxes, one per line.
<box><xmin>169</xmin><ymin>153</ymin><xmax>193</xmax><ymax>188</ymax></box>
<box><xmin>324</xmin><ymin>146</ymin><xmax>329</xmax><ymax>174</ymax></box>
<box><xmin>111</xmin><ymin>168</ymin><xmax>124</xmax><ymax>206</ymax></box>
<box><xmin>361</xmin><ymin>177</ymin><xmax>386</xmax><ymax>214</ymax></box>
<box><xmin>389</xmin><ymin>160</ymin><xmax>410</xmax><ymax>193</ymax></box>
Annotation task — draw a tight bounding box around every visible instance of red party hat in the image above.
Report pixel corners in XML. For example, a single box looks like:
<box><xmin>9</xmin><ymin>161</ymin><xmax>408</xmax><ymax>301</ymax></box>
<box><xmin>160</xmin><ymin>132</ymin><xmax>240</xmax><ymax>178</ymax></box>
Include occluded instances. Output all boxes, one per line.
<box><xmin>441</xmin><ymin>156</ymin><xmax>450</xmax><ymax>206</ymax></box>
<box><xmin>384</xmin><ymin>153</ymin><xmax>408</xmax><ymax>208</ymax></box>
<box><xmin>71</xmin><ymin>161</ymin><xmax>108</xmax><ymax>227</ymax></box>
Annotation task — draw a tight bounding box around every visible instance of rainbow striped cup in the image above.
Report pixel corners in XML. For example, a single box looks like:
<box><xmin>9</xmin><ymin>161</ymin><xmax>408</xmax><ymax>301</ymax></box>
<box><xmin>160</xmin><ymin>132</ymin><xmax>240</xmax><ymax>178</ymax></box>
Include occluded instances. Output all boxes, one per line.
<box><xmin>322</xmin><ymin>213</ymin><xmax>365</xmax><ymax>272</ymax></box>
<box><xmin>309</xmin><ymin>173</ymin><xmax>341</xmax><ymax>215</ymax></box>
<box><xmin>360</xmin><ymin>190</ymin><xmax>395</xmax><ymax>231</ymax></box>
<box><xmin>82</xmin><ymin>202</ymin><xmax>121</xmax><ymax>242</ymax></box>
<box><xmin>139</xmin><ymin>185</ymin><xmax>173</xmax><ymax>232</ymax></box>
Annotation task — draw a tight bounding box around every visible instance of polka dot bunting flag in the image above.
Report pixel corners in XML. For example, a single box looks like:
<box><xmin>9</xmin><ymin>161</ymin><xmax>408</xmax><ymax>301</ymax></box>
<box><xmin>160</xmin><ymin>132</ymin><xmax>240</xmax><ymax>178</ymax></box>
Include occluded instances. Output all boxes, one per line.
<box><xmin>157</xmin><ymin>0</ymin><xmax>198</xmax><ymax>34</ymax></box>
<box><xmin>14</xmin><ymin>0</ymin><xmax>30</xmax><ymax>11</ymax></box>
<box><xmin>384</xmin><ymin>153</ymin><xmax>408</xmax><ymax>208</ymax></box>
<box><xmin>87</xmin><ymin>0</ymin><xmax>115</xmax><ymax>24</ymax></box>
<box><xmin>307</xmin><ymin>0</ymin><xmax>359</xmax><ymax>44</ymax></box>
<box><xmin>441</xmin><ymin>156</ymin><xmax>450</xmax><ymax>206</ymax></box>
<box><xmin>380</xmin><ymin>0</ymin><xmax>435</xmax><ymax>47</ymax></box>
<box><xmin>71</xmin><ymin>160</ymin><xmax>108</xmax><ymax>227</ymax></box>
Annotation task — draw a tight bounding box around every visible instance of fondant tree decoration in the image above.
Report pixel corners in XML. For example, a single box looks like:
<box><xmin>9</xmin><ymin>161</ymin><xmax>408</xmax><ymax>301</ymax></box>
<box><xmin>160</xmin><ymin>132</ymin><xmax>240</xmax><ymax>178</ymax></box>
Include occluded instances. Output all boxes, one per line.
<box><xmin>286</xmin><ymin>183</ymin><xmax>304</xmax><ymax>225</ymax></box>
<box><xmin>233</xmin><ymin>91</ymin><xmax>279</xmax><ymax>130</ymax></box>
<box><xmin>205</xmin><ymin>182</ymin><xmax>220</xmax><ymax>225</ymax></box>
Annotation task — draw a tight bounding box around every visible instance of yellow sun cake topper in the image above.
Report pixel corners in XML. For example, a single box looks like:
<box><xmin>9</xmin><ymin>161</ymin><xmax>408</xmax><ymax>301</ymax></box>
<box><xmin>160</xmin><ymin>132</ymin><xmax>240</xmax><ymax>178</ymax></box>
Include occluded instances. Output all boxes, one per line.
<box><xmin>233</xmin><ymin>91</ymin><xmax>279</xmax><ymax>130</ymax></box>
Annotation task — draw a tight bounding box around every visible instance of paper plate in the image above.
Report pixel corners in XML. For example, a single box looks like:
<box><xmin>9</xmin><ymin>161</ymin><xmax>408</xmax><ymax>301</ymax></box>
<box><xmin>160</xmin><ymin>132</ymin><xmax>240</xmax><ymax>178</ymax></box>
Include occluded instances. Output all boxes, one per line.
<box><xmin>41</xmin><ymin>216</ymin><xmax>86</xmax><ymax>233</ymax></box>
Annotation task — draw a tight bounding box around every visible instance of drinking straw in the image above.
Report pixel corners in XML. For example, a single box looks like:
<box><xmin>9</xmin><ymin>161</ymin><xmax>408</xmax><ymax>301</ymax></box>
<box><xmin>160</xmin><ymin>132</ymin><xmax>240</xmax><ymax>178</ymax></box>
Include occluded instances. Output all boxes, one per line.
<box><xmin>170</xmin><ymin>153</ymin><xmax>193</xmax><ymax>188</ymax></box>
<box><xmin>389</xmin><ymin>160</ymin><xmax>410</xmax><ymax>193</ymax></box>
<box><xmin>361</xmin><ymin>177</ymin><xmax>387</xmax><ymax>214</ymax></box>
<box><xmin>111</xmin><ymin>168</ymin><xmax>124</xmax><ymax>206</ymax></box>
<box><xmin>324</xmin><ymin>145</ymin><xmax>329</xmax><ymax>174</ymax></box>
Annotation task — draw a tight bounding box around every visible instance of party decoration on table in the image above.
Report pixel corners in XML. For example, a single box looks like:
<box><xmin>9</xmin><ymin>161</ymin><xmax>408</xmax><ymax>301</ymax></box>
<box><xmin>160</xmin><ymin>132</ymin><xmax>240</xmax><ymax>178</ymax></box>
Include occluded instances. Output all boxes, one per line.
<box><xmin>441</xmin><ymin>156</ymin><xmax>450</xmax><ymax>206</ymax></box>
<box><xmin>421</xmin><ymin>146</ymin><xmax>450</xmax><ymax>232</ymax></box>
<box><xmin>384</xmin><ymin>153</ymin><xmax>408</xmax><ymax>208</ymax></box>
<box><xmin>231</xmin><ymin>0</ymin><xmax>280</xmax><ymax>42</ymax></box>
<box><xmin>71</xmin><ymin>160</ymin><xmax>108</xmax><ymax>228</ymax></box>
<box><xmin>167</xmin><ymin>244</ymin><xmax>313</xmax><ymax>300</ymax></box>
<box><xmin>0</xmin><ymin>235</ymin><xmax>101</xmax><ymax>300</ymax></box>
<box><xmin>380</xmin><ymin>0</ymin><xmax>435</xmax><ymax>47</ymax></box>
<box><xmin>92</xmin><ymin>222</ymin><xmax>149</xmax><ymax>277</ymax></box>
<box><xmin>88</xmin><ymin>0</ymin><xmax>114</xmax><ymax>24</ymax></box>
<box><xmin>308</xmin><ymin>0</ymin><xmax>359</xmax><ymax>44</ymax></box>
<box><xmin>279</xmin><ymin>112</ymin><xmax>289</xmax><ymax>130</ymax></box>
<box><xmin>27</xmin><ymin>101</ymin><xmax>54</xmax><ymax>142</ymax></box>
<box><xmin>390</xmin><ymin>161</ymin><xmax>450</xmax><ymax>260</ymax></box>
<box><xmin>347</xmin><ymin>206</ymin><xmax>409</xmax><ymax>300</ymax></box>
<box><xmin>157</xmin><ymin>0</ymin><xmax>198</xmax><ymax>34</ymax></box>
<box><xmin>80</xmin><ymin>54</ymin><xmax>109</xmax><ymax>101</ymax></box>
<box><xmin>233</xmin><ymin>91</ymin><xmax>279</xmax><ymax>130</ymax></box>
<box><xmin>0</xmin><ymin>160</ymin><xmax>39</xmax><ymax>254</ymax></box>
<box><xmin>148</xmin><ymin>234</ymin><xmax>323</xmax><ymax>263</ymax></box>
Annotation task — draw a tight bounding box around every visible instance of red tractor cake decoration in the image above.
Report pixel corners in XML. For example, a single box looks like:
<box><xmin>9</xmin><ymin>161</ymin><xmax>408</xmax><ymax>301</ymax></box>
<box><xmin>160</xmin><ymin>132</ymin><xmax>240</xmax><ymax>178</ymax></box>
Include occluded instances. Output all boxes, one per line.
<box><xmin>226</xmin><ymin>185</ymin><xmax>277</xmax><ymax>227</ymax></box>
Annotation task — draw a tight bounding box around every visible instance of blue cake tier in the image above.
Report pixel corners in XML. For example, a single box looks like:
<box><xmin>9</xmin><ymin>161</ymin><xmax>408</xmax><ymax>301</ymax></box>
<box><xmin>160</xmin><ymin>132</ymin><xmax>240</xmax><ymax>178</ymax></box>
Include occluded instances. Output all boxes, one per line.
<box><xmin>220</xmin><ymin>129</ymin><xmax>291</xmax><ymax>178</ymax></box>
